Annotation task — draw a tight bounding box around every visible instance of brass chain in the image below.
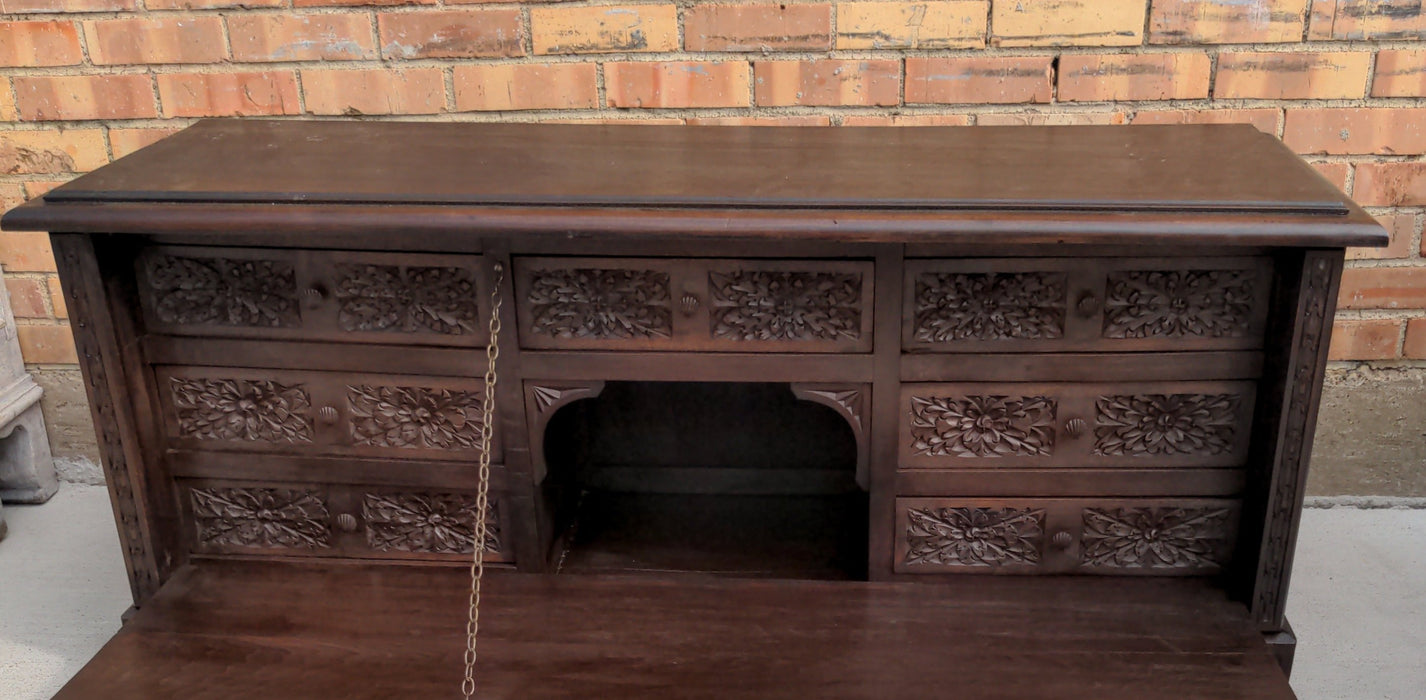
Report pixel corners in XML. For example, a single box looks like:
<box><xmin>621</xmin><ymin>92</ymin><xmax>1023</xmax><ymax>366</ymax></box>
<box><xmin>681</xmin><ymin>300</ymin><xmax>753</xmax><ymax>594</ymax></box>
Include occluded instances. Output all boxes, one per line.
<box><xmin>462</xmin><ymin>261</ymin><xmax>503</xmax><ymax>700</ymax></box>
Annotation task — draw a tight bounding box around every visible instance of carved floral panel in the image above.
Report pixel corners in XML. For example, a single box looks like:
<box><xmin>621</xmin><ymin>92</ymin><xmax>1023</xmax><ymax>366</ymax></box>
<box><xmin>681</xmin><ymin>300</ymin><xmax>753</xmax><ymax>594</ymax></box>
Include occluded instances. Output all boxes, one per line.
<box><xmin>347</xmin><ymin>385</ymin><xmax>485</xmax><ymax>450</ymax></box>
<box><xmin>145</xmin><ymin>254</ymin><xmax>301</xmax><ymax>328</ymax></box>
<box><xmin>191</xmin><ymin>487</ymin><xmax>331</xmax><ymax>550</ymax></box>
<box><xmin>170</xmin><ymin>378</ymin><xmax>314</xmax><ymax>443</ymax></box>
<box><xmin>708</xmin><ymin>270</ymin><xmax>863</xmax><ymax>342</ymax></box>
<box><xmin>1081</xmin><ymin>507</ymin><xmax>1232</xmax><ymax>569</ymax></box>
<box><xmin>909</xmin><ymin>395</ymin><xmax>1057</xmax><ymax>458</ymax></box>
<box><xmin>913</xmin><ymin>272</ymin><xmax>1066</xmax><ymax>342</ymax></box>
<box><xmin>526</xmin><ymin>268</ymin><xmax>672</xmax><ymax>339</ymax></box>
<box><xmin>1094</xmin><ymin>393</ymin><xmax>1239</xmax><ymax>457</ymax></box>
<box><xmin>334</xmin><ymin>264</ymin><xmax>479</xmax><ymax>335</ymax></box>
<box><xmin>362</xmin><ymin>492</ymin><xmax>500</xmax><ymax>555</ymax></box>
<box><xmin>1102</xmin><ymin>269</ymin><xmax>1256</xmax><ymax>339</ymax></box>
<box><xmin>903</xmin><ymin>507</ymin><xmax>1045</xmax><ymax>567</ymax></box>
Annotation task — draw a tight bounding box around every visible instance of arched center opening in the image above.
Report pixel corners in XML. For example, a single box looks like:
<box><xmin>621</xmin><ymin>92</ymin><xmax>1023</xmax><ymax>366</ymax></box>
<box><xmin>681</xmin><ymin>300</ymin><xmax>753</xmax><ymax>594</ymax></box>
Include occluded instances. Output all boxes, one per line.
<box><xmin>544</xmin><ymin>381</ymin><xmax>867</xmax><ymax>580</ymax></box>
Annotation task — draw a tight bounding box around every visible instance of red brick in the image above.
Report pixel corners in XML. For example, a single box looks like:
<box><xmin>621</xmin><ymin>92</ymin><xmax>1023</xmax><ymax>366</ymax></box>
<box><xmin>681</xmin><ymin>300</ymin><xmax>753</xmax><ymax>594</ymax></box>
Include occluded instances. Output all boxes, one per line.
<box><xmin>158</xmin><ymin>72</ymin><xmax>301</xmax><ymax>118</ymax></box>
<box><xmin>4</xmin><ymin>277</ymin><xmax>49</xmax><ymax>318</ymax></box>
<box><xmin>0</xmin><ymin>232</ymin><xmax>56</xmax><ymax>272</ymax></box>
<box><xmin>531</xmin><ymin>5</ymin><xmax>678</xmax><ymax>54</ymax></box>
<box><xmin>1329</xmin><ymin>0</ymin><xmax>1426</xmax><ymax>40</ymax></box>
<box><xmin>14</xmin><ymin>75</ymin><xmax>155</xmax><ymax>121</ymax></box>
<box><xmin>836</xmin><ymin>1</ymin><xmax>987</xmax><ymax>49</ymax></box>
<box><xmin>0</xmin><ymin>21</ymin><xmax>82</xmax><ymax>67</ymax></box>
<box><xmin>606</xmin><ymin>61</ymin><xmax>751</xmax><ymax>109</ymax></box>
<box><xmin>0</xmin><ymin>82</ymin><xmax>14</xmax><ymax>122</ymax></box>
<box><xmin>228</xmin><ymin>14</ymin><xmax>377</xmax><ymax>62</ymax></box>
<box><xmin>109</xmin><ymin>128</ymin><xmax>180</xmax><ymax>159</ymax></box>
<box><xmin>841</xmin><ymin>114</ymin><xmax>972</xmax><ymax>126</ymax></box>
<box><xmin>84</xmin><ymin>17</ymin><xmax>226</xmax><ymax>65</ymax></box>
<box><xmin>16</xmin><ymin>324</ymin><xmax>76</xmax><ymax>364</ymax></box>
<box><xmin>992</xmin><ymin>0</ymin><xmax>1146</xmax><ymax>47</ymax></box>
<box><xmin>1348</xmin><ymin>213</ymin><xmax>1417</xmax><ymax>260</ymax></box>
<box><xmin>1214</xmin><ymin>52</ymin><xmax>1370</xmax><ymax>100</ymax></box>
<box><xmin>1328</xmin><ymin>318</ymin><xmax>1402</xmax><ymax>360</ymax></box>
<box><xmin>1059</xmin><ymin>53</ymin><xmax>1212</xmax><ymax>102</ymax></box>
<box><xmin>47</xmin><ymin>277</ymin><xmax>66</xmax><ymax>319</ymax></box>
<box><xmin>542</xmin><ymin>116</ymin><xmax>685</xmax><ymax>125</ymax></box>
<box><xmin>453</xmin><ymin>63</ymin><xmax>598</xmax><ymax>112</ymax></box>
<box><xmin>302</xmin><ymin>69</ymin><xmax>444</xmax><ymax>116</ymax></box>
<box><xmin>1404</xmin><ymin>318</ymin><xmax>1426</xmax><ymax>359</ymax></box>
<box><xmin>685</xmin><ymin>3</ymin><xmax>832</xmax><ymax>51</ymax></box>
<box><xmin>1149</xmin><ymin>0</ymin><xmax>1310</xmax><ymax>44</ymax></box>
<box><xmin>1306</xmin><ymin>0</ymin><xmax>1335</xmax><ymax>39</ymax></box>
<box><xmin>0</xmin><ymin>0</ymin><xmax>135</xmax><ymax>11</ymax></box>
<box><xmin>1309</xmin><ymin>161</ymin><xmax>1351</xmax><ymax>192</ymax></box>
<box><xmin>754</xmin><ymin>60</ymin><xmax>900</xmax><ymax>107</ymax></box>
<box><xmin>1354</xmin><ymin>163</ymin><xmax>1426</xmax><ymax>207</ymax></box>
<box><xmin>378</xmin><ymin>10</ymin><xmax>522</xmax><ymax>59</ymax></box>
<box><xmin>905</xmin><ymin>56</ymin><xmax>1052</xmax><ymax>105</ymax></box>
<box><xmin>22</xmin><ymin>180</ymin><xmax>67</xmax><ymax>199</ymax></box>
<box><xmin>685</xmin><ymin>116</ymin><xmax>832</xmax><ymax>126</ymax></box>
<box><xmin>1338</xmin><ymin>266</ymin><xmax>1426</xmax><ymax>309</ymax></box>
<box><xmin>977</xmin><ymin>112</ymin><xmax>1128</xmax><ymax>126</ymax></box>
<box><xmin>1283</xmin><ymin>109</ymin><xmax>1426</xmax><ymax>155</ymax></box>
<box><xmin>297</xmin><ymin>0</ymin><xmax>432</xmax><ymax>6</ymax></box>
<box><xmin>0</xmin><ymin>129</ymin><xmax>106</xmax><ymax>175</ymax></box>
<box><xmin>1130</xmin><ymin>108</ymin><xmax>1281</xmax><ymax>135</ymax></box>
<box><xmin>1373</xmin><ymin>50</ymin><xmax>1426</xmax><ymax>98</ymax></box>
<box><xmin>148</xmin><ymin>0</ymin><xmax>283</xmax><ymax>8</ymax></box>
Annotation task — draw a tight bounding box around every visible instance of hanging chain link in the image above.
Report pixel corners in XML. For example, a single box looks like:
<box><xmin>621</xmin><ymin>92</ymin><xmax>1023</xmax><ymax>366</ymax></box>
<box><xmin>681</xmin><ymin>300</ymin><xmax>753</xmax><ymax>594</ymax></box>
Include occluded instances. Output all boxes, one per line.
<box><xmin>462</xmin><ymin>261</ymin><xmax>503</xmax><ymax>700</ymax></box>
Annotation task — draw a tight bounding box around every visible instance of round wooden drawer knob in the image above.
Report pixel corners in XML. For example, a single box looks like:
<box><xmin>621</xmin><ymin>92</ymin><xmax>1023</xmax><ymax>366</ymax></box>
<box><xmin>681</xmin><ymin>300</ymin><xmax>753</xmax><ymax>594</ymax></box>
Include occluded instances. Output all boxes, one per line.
<box><xmin>318</xmin><ymin>406</ymin><xmax>339</xmax><ymax>425</ymax></box>
<box><xmin>1075</xmin><ymin>292</ymin><xmax>1100</xmax><ymax>317</ymax></box>
<box><xmin>1051</xmin><ymin>531</ymin><xmax>1073</xmax><ymax>550</ymax></box>
<box><xmin>1063</xmin><ymin>417</ymin><xmax>1086</xmax><ymax>438</ymax></box>
<box><xmin>680</xmin><ymin>293</ymin><xmax>701</xmax><ymax>316</ymax></box>
<box><xmin>336</xmin><ymin>513</ymin><xmax>358</xmax><ymax>533</ymax></box>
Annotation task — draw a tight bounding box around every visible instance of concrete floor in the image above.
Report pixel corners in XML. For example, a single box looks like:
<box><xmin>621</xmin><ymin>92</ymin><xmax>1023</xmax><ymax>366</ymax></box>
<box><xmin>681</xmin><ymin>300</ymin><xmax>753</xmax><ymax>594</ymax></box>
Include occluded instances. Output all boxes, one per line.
<box><xmin>1</xmin><ymin>486</ymin><xmax>1423</xmax><ymax>699</ymax></box>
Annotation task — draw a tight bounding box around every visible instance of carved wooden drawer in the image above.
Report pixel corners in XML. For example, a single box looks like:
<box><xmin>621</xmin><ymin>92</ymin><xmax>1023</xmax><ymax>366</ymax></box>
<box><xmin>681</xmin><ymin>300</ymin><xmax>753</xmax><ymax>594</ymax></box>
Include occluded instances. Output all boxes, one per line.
<box><xmin>894</xmin><ymin>497</ymin><xmax>1240</xmax><ymax>575</ymax></box>
<box><xmin>179</xmin><ymin>479</ymin><xmax>508</xmax><ymax>563</ymax></box>
<box><xmin>137</xmin><ymin>246</ymin><xmax>489</xmax><ymax>347</ymax></box>
<box><xmin>156</xmin><ymin>366</ymin><xmax>499</xmax><ymax>462</ymax></box>
<box><xmin>899</xmin><ymin>381</ymin><xmax>1256</xmax><ymax>469</ymax></box>
<box><xmin>903</xmin><ymin>257</ymin><xmax>1272</xmax><ymax>352</ymax></box>
<box><xmin>512</xmin><ymin>257</ymin><xmax>874</xmax><ymax>352</ymax></box>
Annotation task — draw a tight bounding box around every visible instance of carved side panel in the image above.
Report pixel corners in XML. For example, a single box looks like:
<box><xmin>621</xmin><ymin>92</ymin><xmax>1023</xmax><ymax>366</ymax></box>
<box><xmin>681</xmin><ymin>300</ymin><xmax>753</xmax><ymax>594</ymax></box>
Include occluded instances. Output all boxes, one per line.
<box><xmin>190</xmin><ymin>486</ymin><xmax>331</xmax><ymax>550</ymax></box>
<box><xmin>708</xmin><ymin>270</ymin><xmax>863</xmax><ymax>342</ymax></box>
<box><xmin>1254</xmin><ymin>252</ymin><xmax>1341</xmax><ymax>628</ymax></box>
<box><xmin>362</xmin><ymin>492</ymin><xmax>501</xmax><ymax>555</ymax></box>
<box><xmin>900</xmin><ymin>506</ymin><xmax>1045</xmax><ymax>568</ymax></box>
<box><xmin>334</xmin><ymin>264</ymin><xmax>479</xmax><ymax>335</ymax></box>
<box><xmin>54</xmin><ymin>236</ymin><xmax>161</xmax><ymax>601</ymax></box>
<box><xmin>525</xmin><ymin>268</ymin><xmax>672</xmax><ymax>340</ymax></box>
<box><xmin>347</xmin><ymin>385</ymin><xmax>485</xmax><ymax>450</ymax></box>
<box><xmin>913</xmin><ymin>271</ymin><xmax>1067</xmax><ymax>342</ymax></box>
<box><xmin>143</xmin><ymin>253</ymin><xmax>301</xmax><ymax>328</ymax></box>
<box><xmin>1093</xmin><ymin>393</ymin><xmax>1240</xmax><ymax>457</ymax></box>
<box><xmin>170</xmin><ymin>378</ymin><xmax>314</xmax><ymax>443</ymax></box>
<box><xmin>1080</xmin><ymin>506</ymin><xmax>1233</xmax><ymax>571</ymax></box>
<box><xmin>908</xmin><ymin>394</ymin><xmax>1057</xmax><ymax>458</ymax></box>
<box><xmin>1103</xmin><ymin>269</ymin><xmax>1256</xmax><ymax>339</ymax></box>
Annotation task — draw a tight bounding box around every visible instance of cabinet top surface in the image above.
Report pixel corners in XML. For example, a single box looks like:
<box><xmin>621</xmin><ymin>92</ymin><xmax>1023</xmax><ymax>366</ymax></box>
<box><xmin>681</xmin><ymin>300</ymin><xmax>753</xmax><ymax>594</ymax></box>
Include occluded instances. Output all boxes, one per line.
<box><xmin>43</xmin><ymin>119</ymin><xmax>1348</xmax><ymax>214</ymax></box>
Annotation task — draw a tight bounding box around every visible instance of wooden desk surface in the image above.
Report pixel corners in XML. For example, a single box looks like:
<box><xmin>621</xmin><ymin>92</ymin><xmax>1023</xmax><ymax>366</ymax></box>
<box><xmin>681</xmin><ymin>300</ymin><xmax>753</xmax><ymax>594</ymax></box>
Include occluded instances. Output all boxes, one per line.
<box><xmin>53</xmin><ymin>560</ymin><xmax>1295</xmax><ymax>699</ymax></box>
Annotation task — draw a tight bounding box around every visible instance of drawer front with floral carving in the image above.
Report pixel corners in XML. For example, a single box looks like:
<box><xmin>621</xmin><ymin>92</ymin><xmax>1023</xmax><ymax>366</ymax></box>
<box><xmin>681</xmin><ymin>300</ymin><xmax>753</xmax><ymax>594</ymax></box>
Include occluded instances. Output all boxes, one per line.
<box><xmin>156</xmin><ymin>366</ymin><xmax>499</xmax><ymax>462</ymax></box>
<box><xmin>513</xmin><ymin>257</ymin><xmax>874</xmax><ymax>352</ymax></box>
<box><xmin>895</xmin><ymin>497</ymin><xmax>1239</xmax><ymax>575</ymax></box>
<box><xmin>137</xmin><ymin>246</ymin><xmax>489</xmax><ymax>347</ymax></box>
<box><xmin>899</xmin><ymin>381</ymin><xmax>1256</xmax><ymax>469</ymax></box>
<box><xmin>180</xmin><ymin>479</ymin><xmax>508</xmax><ymax>563</ymax></box>
<box><xmin>903</xmin><ymin>257</ymin><xmax>1272</xmax><ymax>353</ymax></box>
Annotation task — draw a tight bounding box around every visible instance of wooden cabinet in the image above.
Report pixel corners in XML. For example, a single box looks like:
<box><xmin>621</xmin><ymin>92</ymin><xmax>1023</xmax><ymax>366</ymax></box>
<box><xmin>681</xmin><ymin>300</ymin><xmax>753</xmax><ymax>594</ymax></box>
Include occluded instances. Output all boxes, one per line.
<box><xmin>3</xmin><ymin>121</ymin><xmax>1388</xmax><ymax>698</ymax></box>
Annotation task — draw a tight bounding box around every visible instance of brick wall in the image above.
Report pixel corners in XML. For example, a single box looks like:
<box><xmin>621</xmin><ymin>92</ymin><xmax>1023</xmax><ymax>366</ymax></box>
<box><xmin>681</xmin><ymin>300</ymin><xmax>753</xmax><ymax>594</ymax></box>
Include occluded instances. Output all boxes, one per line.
<box><xmin>1</xmin><ymin>0</ymin><xmax>1425</xmax><ymax>462</ymax></box>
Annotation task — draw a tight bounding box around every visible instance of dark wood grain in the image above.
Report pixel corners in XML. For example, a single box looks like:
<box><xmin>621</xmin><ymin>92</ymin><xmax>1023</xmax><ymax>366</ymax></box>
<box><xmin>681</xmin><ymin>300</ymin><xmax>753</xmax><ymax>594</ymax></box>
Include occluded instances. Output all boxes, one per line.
<box><xmin>44</xmin><ymin>120</ymin><xmax>1349</xmax><ymax>214</ymax></box>
<box><xmin>53</xmin><ymin>560</ymin><xmax>1295</xmax><ymax>700</ymax></box>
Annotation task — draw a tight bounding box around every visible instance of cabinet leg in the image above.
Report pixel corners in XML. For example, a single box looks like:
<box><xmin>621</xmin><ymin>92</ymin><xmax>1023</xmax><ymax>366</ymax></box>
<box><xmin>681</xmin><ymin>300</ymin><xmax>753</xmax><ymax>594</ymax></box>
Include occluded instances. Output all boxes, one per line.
<box><xmin>1264</xmin><ymin>618</ymin><xmax>1296</xmax><ymax>677</ymax></box>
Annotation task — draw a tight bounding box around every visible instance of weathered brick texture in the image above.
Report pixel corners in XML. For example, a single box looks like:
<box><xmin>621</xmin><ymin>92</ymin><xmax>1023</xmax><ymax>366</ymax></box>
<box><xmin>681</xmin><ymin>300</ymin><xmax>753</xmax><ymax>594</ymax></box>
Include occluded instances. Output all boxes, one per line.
<box><xmin>0</xmin><ymin>0</ymin><xmax>1422</xmax><ymax>363</ymax></box>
